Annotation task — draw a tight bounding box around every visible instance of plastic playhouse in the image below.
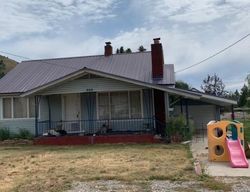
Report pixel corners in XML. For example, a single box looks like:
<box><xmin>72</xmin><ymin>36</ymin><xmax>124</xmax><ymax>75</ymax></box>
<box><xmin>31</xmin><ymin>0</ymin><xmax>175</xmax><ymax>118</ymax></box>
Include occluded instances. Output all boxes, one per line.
<box><xmin>207</xmin><ymin>120</ymin><xmax>249</xmax><ymax>168</ymax></box>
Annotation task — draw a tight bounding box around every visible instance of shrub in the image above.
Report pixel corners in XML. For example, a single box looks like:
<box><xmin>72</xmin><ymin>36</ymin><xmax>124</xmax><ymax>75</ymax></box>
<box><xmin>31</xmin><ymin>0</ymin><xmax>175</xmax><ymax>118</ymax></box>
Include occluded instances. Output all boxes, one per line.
<box><xmin>165</xmin><ymin>115</ymin><xmax>194</xmax><ymax>141</ymax></box>
<box><xmin>0</xmin><ymin>128</ymin><xmax>11</xmax><ymax>141</ymax></box>
<box><xmin>17</xmin><ymin>128</ymin><xmax>33</xmax><ymax>140</ymax></box>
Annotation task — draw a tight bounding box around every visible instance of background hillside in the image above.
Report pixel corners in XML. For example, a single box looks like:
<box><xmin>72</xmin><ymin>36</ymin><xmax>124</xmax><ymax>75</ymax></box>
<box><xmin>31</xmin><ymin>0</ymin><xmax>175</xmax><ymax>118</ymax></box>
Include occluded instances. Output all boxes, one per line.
<box><xmin>0</xmin><ymin>55</ymin><xmax>17</xmax><ymax>74</ymax></box>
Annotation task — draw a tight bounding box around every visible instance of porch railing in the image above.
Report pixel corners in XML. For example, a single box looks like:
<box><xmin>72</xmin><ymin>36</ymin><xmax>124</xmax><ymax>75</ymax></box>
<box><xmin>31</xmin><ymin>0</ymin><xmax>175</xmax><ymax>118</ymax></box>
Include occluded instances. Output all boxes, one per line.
<box><xmin>37</xmin><ymin>118</ymin><xmax>155</xmax><ymax>136</ymax></box>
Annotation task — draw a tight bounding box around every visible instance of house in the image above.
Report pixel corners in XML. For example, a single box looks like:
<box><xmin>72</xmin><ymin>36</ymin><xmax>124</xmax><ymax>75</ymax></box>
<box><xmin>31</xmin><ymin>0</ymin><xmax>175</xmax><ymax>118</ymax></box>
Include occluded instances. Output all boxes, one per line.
<box><xmin>0</xmin><ymin>38</ymin><xmax>236</xmax><ymax>143</ymax></box>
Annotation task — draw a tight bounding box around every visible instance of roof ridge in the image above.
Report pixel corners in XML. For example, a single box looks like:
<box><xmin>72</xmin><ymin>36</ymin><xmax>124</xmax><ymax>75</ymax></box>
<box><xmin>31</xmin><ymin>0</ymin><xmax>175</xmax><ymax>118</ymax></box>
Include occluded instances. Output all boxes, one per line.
<box><xmin>23</xmin><ymin>51</ymin><xmax>151</xmax><ymax>63</ymax></box>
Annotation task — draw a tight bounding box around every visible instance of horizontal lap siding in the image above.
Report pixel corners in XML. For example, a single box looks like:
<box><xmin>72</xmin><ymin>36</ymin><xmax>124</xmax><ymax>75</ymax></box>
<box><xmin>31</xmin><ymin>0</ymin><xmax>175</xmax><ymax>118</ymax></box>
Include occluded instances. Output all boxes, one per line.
<box><xmin>0</xmin><ymin>119</ymin><xmax>35</xmax><ymax>135</ymax></box>
<box><xmin>40</xmin><ymin>78</ymin><xmax>144</xmax><ymax>95</ymax></box>
<box><xmin>0</xmin><ymin>98</ymin><xmax>35</xmax><ymax>134</ymax></box>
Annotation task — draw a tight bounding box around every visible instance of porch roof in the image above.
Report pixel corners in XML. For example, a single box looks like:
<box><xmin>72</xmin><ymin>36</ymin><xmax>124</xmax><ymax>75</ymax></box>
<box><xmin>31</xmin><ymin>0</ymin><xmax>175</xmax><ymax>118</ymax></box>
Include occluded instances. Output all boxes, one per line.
<box><xmin>21</xmin><ymin>67</ymin><xmax>236</xmax><ymax>106</ymax></box>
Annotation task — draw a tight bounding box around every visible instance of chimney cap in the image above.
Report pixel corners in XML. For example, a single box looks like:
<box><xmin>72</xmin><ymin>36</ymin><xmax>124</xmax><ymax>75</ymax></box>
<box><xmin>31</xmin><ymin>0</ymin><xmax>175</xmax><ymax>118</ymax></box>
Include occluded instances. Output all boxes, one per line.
<box><xmin>153</xmin><ymin>38</ymin><xmax>161</xmax><ymax>44</ymax></box>
<box><xmin>105</xmin><ymin>42</ymin><xmax>111</xmax><ymax>45</ymax></box>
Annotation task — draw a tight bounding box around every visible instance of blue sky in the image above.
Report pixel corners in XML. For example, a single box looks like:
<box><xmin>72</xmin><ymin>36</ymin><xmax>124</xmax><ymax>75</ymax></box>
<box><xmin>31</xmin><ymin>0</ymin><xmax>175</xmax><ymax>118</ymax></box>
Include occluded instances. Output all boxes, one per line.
<box><xmin>0</xmin><ymin>0</ymin><xmax>250</xmax><ymax>91</ymax></box>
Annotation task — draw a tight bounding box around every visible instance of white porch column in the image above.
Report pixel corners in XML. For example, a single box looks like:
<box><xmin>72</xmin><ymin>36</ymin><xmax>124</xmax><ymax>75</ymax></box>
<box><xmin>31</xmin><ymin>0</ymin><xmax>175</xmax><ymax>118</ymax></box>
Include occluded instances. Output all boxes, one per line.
<box><xmin>164</xmin><ymin>92</ymin><xmax>169</xmax><ymax>122</ymax></box>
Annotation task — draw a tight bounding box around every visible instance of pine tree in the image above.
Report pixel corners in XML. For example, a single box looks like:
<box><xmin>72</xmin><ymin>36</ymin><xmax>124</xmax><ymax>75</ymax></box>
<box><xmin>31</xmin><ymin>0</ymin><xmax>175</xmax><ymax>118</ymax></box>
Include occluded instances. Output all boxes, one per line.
<box><xmin>119</xmin><ymin>46</ymin><xmax>124</xmax><ymax>54</ymax></box>
<box><xmin>138</xmin><ymin>45</ymin><xmax>146</xmax><ymax>52</ymax></box>
<box><xmin>0</xmin><ymin>60</ymin><xmax>6</xmax><ymax>78</ymax></box>
<box><xmin>125</xmin><ymin>48</ymin><xmax>132</xmax><ymax>53</ymax></box>
<box><xmin>238</xmin><ymin>85</ymin><xmax>248</xmax><ymax>107</ymax></box>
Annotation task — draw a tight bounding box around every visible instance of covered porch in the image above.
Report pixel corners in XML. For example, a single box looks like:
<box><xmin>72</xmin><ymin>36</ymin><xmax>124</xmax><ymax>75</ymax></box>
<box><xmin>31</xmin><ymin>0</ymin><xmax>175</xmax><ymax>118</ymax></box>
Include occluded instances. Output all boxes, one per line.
<box><xmin>29</xmin><ymin>71</ymin><xmax>236</xmax><ymax>141</ymax></box>
<box><xmin>35</xmin><ymin>89</ymin><xmax>156</xmax><ymax>136</ymax></box>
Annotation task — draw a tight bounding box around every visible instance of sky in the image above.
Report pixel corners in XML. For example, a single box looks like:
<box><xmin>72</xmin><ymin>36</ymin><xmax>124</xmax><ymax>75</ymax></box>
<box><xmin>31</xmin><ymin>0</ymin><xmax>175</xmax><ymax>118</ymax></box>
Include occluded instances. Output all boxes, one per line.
<box><xmin>0</xmin><ymin>0</ymin><xmax>250</xmax><ymax>91</ymax></box>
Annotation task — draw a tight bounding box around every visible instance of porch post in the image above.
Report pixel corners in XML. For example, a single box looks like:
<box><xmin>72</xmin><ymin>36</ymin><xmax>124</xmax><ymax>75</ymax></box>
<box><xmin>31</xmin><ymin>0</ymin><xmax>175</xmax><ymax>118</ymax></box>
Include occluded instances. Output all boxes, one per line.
<box><xmin>180</xmin><ymin>98</ymin><xmax>183</xmax><ymax>114</ymax></box>
<box><xmin>35</xmin><ymin>95</ymin><xmax>40</xmax><ymax>137</ymax></box>
<box><xmin>215</xmin><ymin>106</ymin><xmax>221</xmax><ymax>121</ymax></box>
<box><xmin>231</xmin><ymin>105</ymin><xmax>235</xmax><ymax>120</ymax></box>
<box><xmin>47</xmin><ymin>96</ymin><xmax>52</xmax><ymax>128</ymax></box>
<box><xmin>185</xmin><ymin>99</ymin><xmax>189</xmax><ymax>127</ymax></box>
<box><xmin>164</xmin><ymin>92</ymin><xmax>169</xmax><ymax>121</ymax></box>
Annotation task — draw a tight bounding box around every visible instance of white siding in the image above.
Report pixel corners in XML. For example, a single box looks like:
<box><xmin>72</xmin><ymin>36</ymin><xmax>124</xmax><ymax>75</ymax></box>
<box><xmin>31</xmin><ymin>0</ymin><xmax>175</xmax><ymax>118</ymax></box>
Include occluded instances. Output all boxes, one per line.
<box><xmin>39</xmin><ymin>78</ymin><xmax>144</xmax><ymax>95</ymax></box>
<box><xmin>0</xmin><ymin>97</ymin><xmax>35</xmax><ymax>134</ymax></box>
<box><xmin>0</xmin><ymin>119</ymin><xmax>35</xmax><ymax>135</ymax></box>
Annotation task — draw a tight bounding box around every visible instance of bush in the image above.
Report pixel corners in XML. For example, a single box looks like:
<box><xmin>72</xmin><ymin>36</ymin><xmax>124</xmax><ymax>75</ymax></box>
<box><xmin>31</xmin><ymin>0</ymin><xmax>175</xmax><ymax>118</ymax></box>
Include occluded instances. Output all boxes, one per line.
<box><xmin>0</xmin><ymin>128</ymin><xmax>11</xmax><ymax>141</ymax></box>
<box><xmin>17</xmin><ymin>128</ymin><xmax>33</xmax><ymax>140</ymax></box>
<box><xmin>165</xmin><ymin>115</ymin><xmax>194</xmax><ymax>142</ymax></box>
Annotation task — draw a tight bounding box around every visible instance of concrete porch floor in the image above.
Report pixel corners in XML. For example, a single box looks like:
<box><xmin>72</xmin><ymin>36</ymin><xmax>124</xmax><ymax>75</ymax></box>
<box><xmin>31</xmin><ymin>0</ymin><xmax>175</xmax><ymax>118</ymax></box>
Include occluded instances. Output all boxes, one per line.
<box><xmin>191</xmin><ymin>135</ymin><xmax>250</xmax><ymax>177</ymax></box>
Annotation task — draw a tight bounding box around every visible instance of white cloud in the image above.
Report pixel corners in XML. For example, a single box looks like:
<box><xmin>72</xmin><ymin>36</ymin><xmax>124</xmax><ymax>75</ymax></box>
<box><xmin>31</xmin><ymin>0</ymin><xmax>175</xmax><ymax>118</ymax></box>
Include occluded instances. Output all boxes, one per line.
<box><xmin>132</xmin><ymin>0</ymin><xmax>250</xmax><ymax>24</ymax></box>
<box><xmin>0</xmin><ymin>0</ymin><xmax>249</xmax><ymax>91</ymax></box>
<box><xmin>0</xmin><ymin>0</ymin><xmax>118</xmax><ymax>40</ymax></box>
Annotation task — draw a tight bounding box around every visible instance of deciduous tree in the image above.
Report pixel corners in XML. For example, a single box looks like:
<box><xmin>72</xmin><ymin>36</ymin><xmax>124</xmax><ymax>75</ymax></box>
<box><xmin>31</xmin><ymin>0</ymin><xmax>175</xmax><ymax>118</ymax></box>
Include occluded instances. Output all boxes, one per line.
<box><xmin>201</xmin><ymin>74</ymin><xmax>226</xmax><ymax>96</ymax></box>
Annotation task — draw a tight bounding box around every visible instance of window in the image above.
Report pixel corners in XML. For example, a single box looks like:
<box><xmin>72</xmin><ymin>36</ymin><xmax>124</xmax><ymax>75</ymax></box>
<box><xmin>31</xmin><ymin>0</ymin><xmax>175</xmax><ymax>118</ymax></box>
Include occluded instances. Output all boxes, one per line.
<box><xmin>98</xmin><ymin>91</ymin><xmax>142</xmax><ymax>120</ymax></box>
<box><xmin>13</xmin><ymin>98</ymin><xmax>27</xmax><ymax>118</ymax></box>
<box><xmin>3</xmin><ymin>98</ymin><xmax>12</xmax><ymax>118</ymax></box>
<box><xmin>29</xmin><ymin>97</ymin><xmax>35</xmax><ymax>118</ymax></box>
<box><xmin>110</xmin><ymin>92</ymin><xmax>129</xmax><ymax>119</ymax></box>
<box><xmin>2</xmin><ymin>97</ymin><xmax>37</xmax><ymax>119</ymax></box>
<box><xmin>98</xmin><ymin>93</ymin><xmax>109</xmax><ymax>120</ymax></box>
<box><xmin>130</xmin><ymin>91</ymin><xmax>142</xmax><ymax>118</ymax></box>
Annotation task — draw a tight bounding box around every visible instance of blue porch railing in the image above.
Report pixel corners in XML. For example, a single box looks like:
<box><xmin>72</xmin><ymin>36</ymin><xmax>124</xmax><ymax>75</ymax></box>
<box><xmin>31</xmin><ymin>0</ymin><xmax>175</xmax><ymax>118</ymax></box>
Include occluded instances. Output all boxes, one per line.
<box><xmin>37</xmin><ymin>118</ymin><xmax>155</xmax><ymax>136</ymax></box>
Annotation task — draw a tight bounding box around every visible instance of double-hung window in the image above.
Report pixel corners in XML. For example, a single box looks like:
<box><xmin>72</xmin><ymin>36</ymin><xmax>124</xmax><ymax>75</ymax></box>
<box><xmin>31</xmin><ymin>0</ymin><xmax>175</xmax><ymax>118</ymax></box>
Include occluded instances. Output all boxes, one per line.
<box><xmin>3</xmin><ymin>98</ymin><xmax>12</xmax><ymax>119</ymax></box>
<box><xmin>13</xmin><ymin>98</ymin><xmax>28</xmax><ymax>118</ymax></box>
<box><xmin>98</xmin><ymin>93</ymin><xmax>109</xmax><ymax>120</ymax></box>
<box><xmin>130</xmin><ymin>91</ymin><xmax>142</xmax><ymax>118</ymax></box>
<box><xmin>98</xmin><ymin>90</ymin><xmax>142</xmax><ymax>120</ymax></box>
<box><xmin>110</xmin><ymin>91</ymin><xmax>129</xmax><ymax>119</ymax></box>
<box><xmin>2</xmin><ymin>97</ymin><xmax>36</xmax><ymax>119</ymax></box>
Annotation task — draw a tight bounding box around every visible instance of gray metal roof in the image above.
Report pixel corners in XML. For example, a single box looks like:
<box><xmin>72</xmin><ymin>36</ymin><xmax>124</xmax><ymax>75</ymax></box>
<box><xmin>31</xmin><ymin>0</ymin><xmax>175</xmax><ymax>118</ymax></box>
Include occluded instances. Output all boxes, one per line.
<box><xmin>0</xmin><ymin>51</ymin><xmax>175</xmax><ymax>94</ymax></box>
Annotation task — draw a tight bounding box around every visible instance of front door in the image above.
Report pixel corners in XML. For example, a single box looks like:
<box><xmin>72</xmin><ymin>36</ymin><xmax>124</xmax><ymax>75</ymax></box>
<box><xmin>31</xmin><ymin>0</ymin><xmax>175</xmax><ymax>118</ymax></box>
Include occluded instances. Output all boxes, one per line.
<box><xmin>63</xmin><ymin>93</ymin><xmax>81</xmax><ymax>133</ymax></box>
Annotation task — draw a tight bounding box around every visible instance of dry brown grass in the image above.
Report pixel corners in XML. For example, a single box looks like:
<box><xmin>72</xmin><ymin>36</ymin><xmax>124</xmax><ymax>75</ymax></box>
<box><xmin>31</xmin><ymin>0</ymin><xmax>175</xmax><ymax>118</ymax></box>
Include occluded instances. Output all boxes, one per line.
<box><xmin>0</xmin><ymin>144</ymin><xmax>195</xmax><ymax>192</ymax></box>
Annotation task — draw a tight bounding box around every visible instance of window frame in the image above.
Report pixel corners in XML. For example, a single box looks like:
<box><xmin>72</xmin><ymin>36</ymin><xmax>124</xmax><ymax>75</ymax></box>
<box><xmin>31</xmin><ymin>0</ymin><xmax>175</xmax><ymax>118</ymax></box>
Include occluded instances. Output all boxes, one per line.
<box><xmin>1</xmin><ymin>97</ymin><xmax>37</xmax><ymax>120</ymax></box>
<box><xmin>13</xmin><ymin>97</ymin><xmax>28</xmax><ymax>119</ymax></box>
<box><xmin>2</xmin><ymin>97</ymin><xmax>13</xmax><ymax>119</ymax></box>
<box><xmin>129</xmin><ymin>90</ymin><xmax>143</xmax><ymax>119</ymax></box>
<box><xmin>96</xmin><ymin>90</ymin><xmax>143</xmax><ymax>120</ymax></box>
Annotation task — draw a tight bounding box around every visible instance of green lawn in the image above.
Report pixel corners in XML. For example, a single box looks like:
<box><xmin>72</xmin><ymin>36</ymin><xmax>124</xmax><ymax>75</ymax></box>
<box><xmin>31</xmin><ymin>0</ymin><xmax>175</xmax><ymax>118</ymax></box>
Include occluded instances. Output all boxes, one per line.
<box><xmin>243</xmin><ymin>120</ymin><xmax>250</xmax><ymax>143</ymax></box>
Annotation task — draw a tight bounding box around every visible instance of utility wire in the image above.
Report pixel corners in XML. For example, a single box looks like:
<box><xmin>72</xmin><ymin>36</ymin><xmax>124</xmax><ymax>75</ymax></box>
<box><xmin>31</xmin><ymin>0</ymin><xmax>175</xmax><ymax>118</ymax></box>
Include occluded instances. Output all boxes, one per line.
<box><xmin>0</xmin><ymin>50</ymin><xmax>79</xmax><ymax>70</ymax></box>
<box><xmin>175</xmin><ymin>33</ymin><xmax>250</xmax><ymax>73</ymax></box>
<box><xmin>0</xmin><ymin>50</ymin><xmax>30</xmax><ymax>60</ymax></box>
<box><xmin>1</xmin><ymin>33</ymin><xmax>250</xmax><ymax>73</ymax></box>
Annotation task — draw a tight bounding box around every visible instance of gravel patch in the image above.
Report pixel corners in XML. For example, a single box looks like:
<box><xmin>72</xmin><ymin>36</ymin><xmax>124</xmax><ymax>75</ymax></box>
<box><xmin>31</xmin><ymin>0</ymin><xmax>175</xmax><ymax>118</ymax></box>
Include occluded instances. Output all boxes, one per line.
<box><xmin>68</xmin><ymin>180</ymin><xmax>142</xmax><ymax>192</ymax></box>
<box><xmin>150</xmin><ymin>180</ymin><xmax>202</xmax><ymax>192</ymax></box>
<box><xmin>68</xmin><ymin>179</ymin><xmax>250</xmax><ymax>192</ymax></box>
<box><xmin>221</xmin><ymin>177</ymin><xmax>250</xmax><ymax>192</ymax></box>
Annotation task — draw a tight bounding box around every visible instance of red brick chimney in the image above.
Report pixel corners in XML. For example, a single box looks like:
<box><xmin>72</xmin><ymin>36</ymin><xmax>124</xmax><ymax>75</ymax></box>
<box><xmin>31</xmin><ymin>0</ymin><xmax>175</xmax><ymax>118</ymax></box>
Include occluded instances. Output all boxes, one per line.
<box><xmin>104</xmin><ymin>42</ymin><xmax>112</xmax><ymax>56</ymax></box>
<box><xmin>151</xmin><ymin>38</ymin><xmax>164</xmax><ymax>79</ymax></box>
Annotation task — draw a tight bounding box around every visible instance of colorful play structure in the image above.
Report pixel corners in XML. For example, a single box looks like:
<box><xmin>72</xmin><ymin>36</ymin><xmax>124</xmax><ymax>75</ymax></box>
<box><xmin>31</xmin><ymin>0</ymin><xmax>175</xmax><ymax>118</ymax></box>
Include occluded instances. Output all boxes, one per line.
<box><xmin>207</xmin><ymin>120</ymin><xmax>249</xmax><ymax>168</ymax></box>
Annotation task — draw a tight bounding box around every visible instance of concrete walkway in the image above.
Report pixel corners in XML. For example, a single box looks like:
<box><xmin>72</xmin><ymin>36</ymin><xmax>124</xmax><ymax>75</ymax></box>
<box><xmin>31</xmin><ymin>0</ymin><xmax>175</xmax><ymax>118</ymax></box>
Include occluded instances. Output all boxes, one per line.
<box><xmin>190</xmin><ymin>135</ymin><xmax>250</xmax><ymax>177</ymax></box>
